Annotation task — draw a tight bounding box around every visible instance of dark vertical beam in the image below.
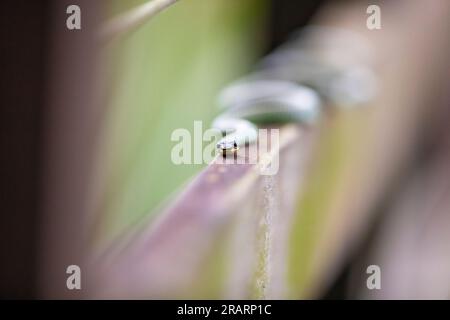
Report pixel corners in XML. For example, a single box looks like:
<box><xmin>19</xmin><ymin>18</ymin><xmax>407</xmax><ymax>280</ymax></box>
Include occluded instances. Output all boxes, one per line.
<box><xmin>0</xmin><ymin>0</ymin><xmax>102</xmax><ymax>298</ymax></box>
<box><xmin>0</xmin><ymin>0</ymin><xmax>50</xmax><ymax>298</ymax></box>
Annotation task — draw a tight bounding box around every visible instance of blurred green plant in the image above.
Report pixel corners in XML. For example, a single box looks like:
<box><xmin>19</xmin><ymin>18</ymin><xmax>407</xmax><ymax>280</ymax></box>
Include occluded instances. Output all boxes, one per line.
<box><xmin>96</xmin><ymin>0</ymin><xmax>268</xmax><ymax>244</ymax></box>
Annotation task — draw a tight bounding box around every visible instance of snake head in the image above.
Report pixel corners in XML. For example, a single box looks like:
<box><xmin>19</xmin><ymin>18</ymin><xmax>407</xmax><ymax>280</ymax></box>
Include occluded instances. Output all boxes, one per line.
<box><xmin>216</xmin><ymin>138</ymin><xmax>239</xmax><ymax>154</ymax></box>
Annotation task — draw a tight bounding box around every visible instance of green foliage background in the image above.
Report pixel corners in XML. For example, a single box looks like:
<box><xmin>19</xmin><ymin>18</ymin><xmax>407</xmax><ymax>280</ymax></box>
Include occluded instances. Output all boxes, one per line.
<box><xmin>97</xmin><ymin>0</ymin><xmax>268</xmax><ymax>242</ymax></box>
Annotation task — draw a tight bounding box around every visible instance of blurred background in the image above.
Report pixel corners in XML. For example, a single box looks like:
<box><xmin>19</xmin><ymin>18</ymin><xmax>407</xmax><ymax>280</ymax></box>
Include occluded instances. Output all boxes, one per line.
<box><xmin>1</xmin><ymin>0</ymin><xmax>449</xmax><ymax>299</ymax></box>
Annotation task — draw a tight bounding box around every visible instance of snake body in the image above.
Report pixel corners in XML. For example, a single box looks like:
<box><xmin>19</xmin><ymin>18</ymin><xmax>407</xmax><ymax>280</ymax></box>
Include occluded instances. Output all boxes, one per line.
<box><xmin>213</xmin><ymin>80</ymin><xmax>321</xmax><ymax>153</ymax></box>
<box><xmin>212</xmin><ymin>26</ymin><xmax>376</xmax><ymax>154</ymax></box>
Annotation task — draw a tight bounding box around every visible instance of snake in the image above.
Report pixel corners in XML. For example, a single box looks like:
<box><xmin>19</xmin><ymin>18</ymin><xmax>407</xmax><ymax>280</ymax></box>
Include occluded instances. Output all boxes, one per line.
<box><xmin>212</xmin><ymin>26</ymin><xmax>376</xmax><ymax>154</ymax></box>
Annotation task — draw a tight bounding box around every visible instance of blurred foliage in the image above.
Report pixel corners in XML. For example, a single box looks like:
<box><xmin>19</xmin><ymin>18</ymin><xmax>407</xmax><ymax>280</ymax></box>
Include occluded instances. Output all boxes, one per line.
<box><xmin>288</xmin><ymin>110</ymin><xmax>369</xmax><ymax>297</ymax></box>
<box><xmin>96</xmin><ymin>0</ymin><xmax>268</xmax><ymax>243</ymax></box>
